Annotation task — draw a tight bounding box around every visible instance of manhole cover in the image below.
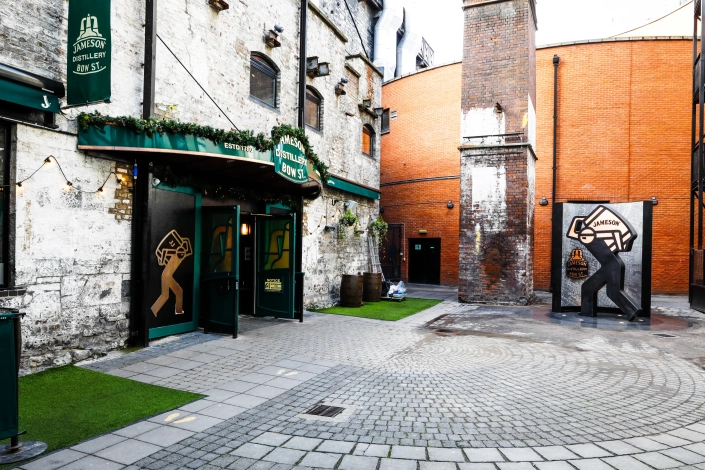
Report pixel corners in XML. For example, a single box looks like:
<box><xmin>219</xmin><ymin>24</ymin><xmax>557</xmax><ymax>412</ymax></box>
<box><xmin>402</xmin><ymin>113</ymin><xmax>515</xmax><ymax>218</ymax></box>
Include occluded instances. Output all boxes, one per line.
<box><xmin>304</xmin><ymin>404</ymin><xmax>345</xmax><ymax>418</ymax></box>
<box><xmin>652</xmin><ymin>333</ymin><xmax>677</xmax><ymax>338</ymax></box>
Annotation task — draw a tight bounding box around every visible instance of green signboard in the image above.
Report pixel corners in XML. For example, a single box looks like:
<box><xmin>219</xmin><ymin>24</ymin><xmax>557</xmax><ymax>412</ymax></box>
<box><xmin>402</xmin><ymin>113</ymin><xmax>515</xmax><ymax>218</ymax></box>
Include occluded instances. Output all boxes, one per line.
<box><xmin>0</xmin><ymin>79</ymin><xmax>61</xmax><ymax>114</ymax></box>
<box><xmin>67</xmin><ymin>0</ymin><xmax>111</xmax><ymax>105</ymax></box>
<box><xmin>274</xmin><ymin>135</ymin><xmax>308</xmax><ymax>184</ymax></box>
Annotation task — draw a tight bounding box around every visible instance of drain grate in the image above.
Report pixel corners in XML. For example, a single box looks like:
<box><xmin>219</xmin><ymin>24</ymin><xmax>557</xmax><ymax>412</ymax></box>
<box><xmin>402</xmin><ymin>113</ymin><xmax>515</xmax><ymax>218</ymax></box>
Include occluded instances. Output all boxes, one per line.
<box><xmin>304</xmin><ymin>404</ymin><xmax>345</xmax><ymax>418</ymax></box>
<box><xmin>652</xmin><ymin>333</ymin><xmax>677</xmax><ymax>338</ymax></box>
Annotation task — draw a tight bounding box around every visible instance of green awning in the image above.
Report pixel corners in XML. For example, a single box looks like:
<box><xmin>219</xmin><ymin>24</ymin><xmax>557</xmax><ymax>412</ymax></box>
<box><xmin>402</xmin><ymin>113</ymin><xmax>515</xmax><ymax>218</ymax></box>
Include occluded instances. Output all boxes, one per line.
<box><xmin>0</xmin><ymin>78</ymin><xmax>61</xmax><ymax>113</ymax></box>
<box><xmin>326</xmin><ymin>176</ymin><xmax>380</xmax><ymax>200</ymax></box>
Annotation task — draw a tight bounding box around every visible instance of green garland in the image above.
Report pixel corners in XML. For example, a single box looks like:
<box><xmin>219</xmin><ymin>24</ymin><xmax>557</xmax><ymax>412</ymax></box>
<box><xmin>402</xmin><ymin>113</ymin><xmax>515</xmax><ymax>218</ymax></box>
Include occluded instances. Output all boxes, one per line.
<box><xmin>151</xmin><ymin>164</ymin><xmax>301</xmax><ymax>210</ymax></box>
<box><xmin>77</xmin><ymin>112</ymin><xmax>330</xmax><ymax>181</ymax></box>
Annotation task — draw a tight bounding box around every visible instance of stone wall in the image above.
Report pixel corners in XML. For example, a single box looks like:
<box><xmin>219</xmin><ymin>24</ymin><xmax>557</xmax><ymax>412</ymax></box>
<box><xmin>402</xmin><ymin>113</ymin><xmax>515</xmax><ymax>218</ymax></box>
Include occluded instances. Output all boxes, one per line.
<box><xmin>5</xmin><ymin>126</ymin><xmax>131</xmax><ymax>370</ymax></box>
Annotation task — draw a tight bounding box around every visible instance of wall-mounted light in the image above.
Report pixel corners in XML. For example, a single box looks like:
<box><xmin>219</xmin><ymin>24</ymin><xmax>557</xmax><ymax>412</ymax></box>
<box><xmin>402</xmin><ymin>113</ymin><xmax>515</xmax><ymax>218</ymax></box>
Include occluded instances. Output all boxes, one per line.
<box><xmin>335</xmin><ymin>77</ymin><xmax>348</xmax><ymax>96</ymax></box>
<box><xmin>418</xmin><ymin>229</ymin><xmax>428</xmax><ymax>235</ymax></box>
<box><xmin>208</xmin><ymin>0</ymin><xmax>230</xmax><ymax>11</ymax></box>
<box><xmin>241</xmin><ymin>223</ymin><xmax>251</xmax><ymax>236</ymax></box>
<box><xmin>379</xmin><ymin>206</ymin><xmax>384</xmax><ymax>213</ymax></box>
<box><xmin>362</xmin><ymin>98</ymin><xmax>372</xmax><ymax>108</ymax></box>
<box><xmin>306</xmin><ymin>57</ymin><xmax>330</xmax><ymax>78</ymax></box>
<box><xmin>539</xmin><ymin>198</ymin><xmax>549</xmax><ymax>206</ymax></box>
<box><xmin>373</xmin><ymin>107</ymin><xmax>384</xmax><ymax>117</ymax></box>
<box><xmin>265</xmin><ymin>30</ymin><xmax>281</xmax><ymax>48</ymax></box>
<box><xmin>344</xmin><ymin>200</ymin><xmax>357</xmax><ymax>211</ymax></box>
<box><xmin>447</xmin><ymin>201</ymin><xmax>454</xmax><ymax>209</ymax></box>
<box><xmin>651</xmin><ymin>196</ymin><xmax>658</xmax><ymax>206</ymax></box>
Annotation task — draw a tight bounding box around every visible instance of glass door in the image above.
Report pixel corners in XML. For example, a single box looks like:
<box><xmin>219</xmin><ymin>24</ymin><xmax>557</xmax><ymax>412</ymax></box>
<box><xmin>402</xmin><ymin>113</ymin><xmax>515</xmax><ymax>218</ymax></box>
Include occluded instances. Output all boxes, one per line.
<box><xmin>255</xmin><ymin>214</ymin><xmax>296</xmax><ymax>318</ymax></box>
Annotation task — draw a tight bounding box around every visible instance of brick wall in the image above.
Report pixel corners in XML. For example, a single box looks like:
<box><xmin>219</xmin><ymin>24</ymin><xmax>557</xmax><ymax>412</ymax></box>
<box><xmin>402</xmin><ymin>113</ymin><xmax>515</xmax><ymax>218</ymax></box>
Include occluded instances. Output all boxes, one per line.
<box><xmin>380</xmin><ymin>63</ymin><xmax>461</xmax><ymax>286</ymax></box>
<box><xmin>534</xmin><ymin>40</ymin><xmax>693</xmax><ymax>294</ymax></box>
<box><xmin>458</xmin><ymin>0</ymin><xmax>536</xmax><ymax>304</ymax></box>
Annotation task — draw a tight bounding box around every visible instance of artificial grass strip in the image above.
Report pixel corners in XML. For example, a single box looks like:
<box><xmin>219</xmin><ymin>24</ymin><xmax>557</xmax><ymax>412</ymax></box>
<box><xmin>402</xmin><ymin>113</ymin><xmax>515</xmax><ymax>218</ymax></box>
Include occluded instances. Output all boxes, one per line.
<box><xmin>0</xmin><ymin>365</ymin><xmax>201</xmax><ymax>468</ymax></box>
<box><xmin>312</xmin><ymin>297</ymin><xmax>443</xmax><ymax>321</ymax></box>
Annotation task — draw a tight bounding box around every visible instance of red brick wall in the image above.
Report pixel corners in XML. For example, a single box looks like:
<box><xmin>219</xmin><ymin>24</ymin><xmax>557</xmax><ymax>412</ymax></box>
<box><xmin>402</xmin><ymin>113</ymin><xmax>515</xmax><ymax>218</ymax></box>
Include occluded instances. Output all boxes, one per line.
<box><xmin>535</xmin><ymin>40</ymin><xmax>692</xmax><ymax>294</ymax></box>
<box><xmin>380</xmin><ymin>64</ymin><xmax>462</xmax><ymax>286</ymax></box>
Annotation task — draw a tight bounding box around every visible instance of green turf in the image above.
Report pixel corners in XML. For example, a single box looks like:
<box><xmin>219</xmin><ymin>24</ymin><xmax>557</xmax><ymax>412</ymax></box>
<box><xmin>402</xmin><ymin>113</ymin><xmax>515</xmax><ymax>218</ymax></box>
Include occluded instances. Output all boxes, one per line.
<box><xmin>312</xmin><ymin>297</ymin><xmax>443</xmax><ymax>321</ymax></box>
<box><xmin>0</xmin><ymin>365</ymin><xmax>202</xmax><ymax>469</ymax></box>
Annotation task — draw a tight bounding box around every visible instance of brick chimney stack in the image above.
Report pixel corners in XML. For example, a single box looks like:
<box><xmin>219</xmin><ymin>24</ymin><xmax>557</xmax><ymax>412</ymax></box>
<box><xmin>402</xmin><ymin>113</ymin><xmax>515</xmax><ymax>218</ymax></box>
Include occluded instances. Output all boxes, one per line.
<box><xmin>458</xmin><ymin>0</ymin><xmax>537</xmax><ymax>304</ymax></box>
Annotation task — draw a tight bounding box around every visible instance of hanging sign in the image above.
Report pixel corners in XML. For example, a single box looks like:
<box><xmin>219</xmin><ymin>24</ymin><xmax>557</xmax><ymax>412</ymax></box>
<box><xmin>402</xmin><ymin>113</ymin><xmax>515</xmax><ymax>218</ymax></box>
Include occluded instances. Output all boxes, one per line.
<box><xmin>67</xmin><ymin>0</ymin><xmax>111</xmax><ymax>105</ymax></box>
<box><xmin>274</xmin><ymin>135</ymin><xmax>309</xmax><ymax>184</ymax></box>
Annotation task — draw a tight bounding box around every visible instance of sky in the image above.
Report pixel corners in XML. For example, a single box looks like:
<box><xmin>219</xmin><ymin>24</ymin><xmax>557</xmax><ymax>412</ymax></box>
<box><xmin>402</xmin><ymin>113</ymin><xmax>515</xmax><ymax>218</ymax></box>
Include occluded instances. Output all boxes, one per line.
<box><xmin>407</xmin><ymin>0</ymin><xmax>689</xmax><ymax>65</ymax></box>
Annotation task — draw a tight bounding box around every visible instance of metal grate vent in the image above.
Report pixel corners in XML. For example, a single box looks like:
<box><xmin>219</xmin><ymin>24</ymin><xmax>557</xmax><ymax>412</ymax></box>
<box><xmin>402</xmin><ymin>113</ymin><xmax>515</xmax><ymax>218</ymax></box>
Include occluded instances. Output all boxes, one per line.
<box><xmin>304</xmin><ymin>404</ymin><xmax>345</xmax><ymax>418</ymax></box>
<box><xmin>652</xmin><ymin>333</ymin><xmax>677</xmax><ymax>338</ymax></box>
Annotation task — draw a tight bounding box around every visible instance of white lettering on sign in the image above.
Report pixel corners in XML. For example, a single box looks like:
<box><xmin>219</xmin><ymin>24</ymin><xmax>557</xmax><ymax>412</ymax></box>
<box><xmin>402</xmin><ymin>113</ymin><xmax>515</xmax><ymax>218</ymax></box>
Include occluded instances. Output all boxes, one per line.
<box><xmin>275</xmin><ymin>148</ymin><xmax>306</xmax><ymax>166</ymax></box>
<box><xmin>279</xmin><ymin>135</ymin><xmax>306</xmax><ymax>154</ymax></box>
<box><xmin>223</xmin><ymin>143</ymin><xmax>255</xmax><ymax>153</ymax></box>
<box><xmin>280</xmin><ymin>161</ymin><xmax>305</xmax><ymax>180</ymax></box>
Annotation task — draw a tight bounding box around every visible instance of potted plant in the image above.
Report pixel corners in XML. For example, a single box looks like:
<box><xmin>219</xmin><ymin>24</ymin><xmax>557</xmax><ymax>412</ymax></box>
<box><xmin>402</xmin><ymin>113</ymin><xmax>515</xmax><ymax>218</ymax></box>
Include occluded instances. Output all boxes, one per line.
<box><xmin>338</xmin><ymin>209</ymin><xmax>358</xmax><ymax>240</ymax></box>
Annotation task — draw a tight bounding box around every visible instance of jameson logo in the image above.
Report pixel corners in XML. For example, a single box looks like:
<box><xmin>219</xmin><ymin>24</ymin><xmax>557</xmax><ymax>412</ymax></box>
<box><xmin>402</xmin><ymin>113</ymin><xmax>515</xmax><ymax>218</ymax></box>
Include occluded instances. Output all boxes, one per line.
<box><xmin>566</xmin><ymin>249</ymin><xmax>589</xmax><ymax>279</ymax></box>
<box><xmin>274</xmin><ymin>135</ymin><xmax>309</xmax><ymax>184</ymax></box>
<box><xmin>72</xmin><ymin>14</ymin><xmax>107</xmax><ymax>75</ymax></box>
<box><xmin>67</xmin><ymin>0</ymin><xmax>111</xmax><ymax>105</ymax></box>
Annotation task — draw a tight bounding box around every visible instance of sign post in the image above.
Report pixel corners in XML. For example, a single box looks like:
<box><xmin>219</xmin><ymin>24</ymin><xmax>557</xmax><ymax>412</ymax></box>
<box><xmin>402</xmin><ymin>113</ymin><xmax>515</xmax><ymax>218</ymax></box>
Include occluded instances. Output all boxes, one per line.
<box><xmin>67</xmin><ymin>0</ymin><xmax>112</xmax><ymax>105</ymax></box>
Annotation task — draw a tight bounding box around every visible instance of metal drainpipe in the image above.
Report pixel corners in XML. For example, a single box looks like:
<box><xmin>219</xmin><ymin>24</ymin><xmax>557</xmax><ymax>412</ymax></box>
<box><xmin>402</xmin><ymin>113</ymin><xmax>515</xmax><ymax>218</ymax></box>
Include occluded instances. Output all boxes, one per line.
<box><xmin>298</xmin><ymin>0</ymin><xmax>308</xmax><ymax>128</ymax></box>
<box><xmin>550</xmin><ymin>54</ymin><xmax>559</xmax><ymax>293</ymax></box>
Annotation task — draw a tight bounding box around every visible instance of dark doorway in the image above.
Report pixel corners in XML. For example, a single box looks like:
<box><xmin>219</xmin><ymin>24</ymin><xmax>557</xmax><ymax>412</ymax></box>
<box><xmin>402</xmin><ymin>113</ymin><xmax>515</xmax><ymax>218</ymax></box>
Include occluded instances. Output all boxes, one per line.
<box><xmin>408</xmin><ymin>238</ymin><xmax>441</xmax><ymax>285</ymax></box>
<box><xmin>381</xmin><ymin>224</ymin><xmax>403</xmax><ymax>281</ymax></box>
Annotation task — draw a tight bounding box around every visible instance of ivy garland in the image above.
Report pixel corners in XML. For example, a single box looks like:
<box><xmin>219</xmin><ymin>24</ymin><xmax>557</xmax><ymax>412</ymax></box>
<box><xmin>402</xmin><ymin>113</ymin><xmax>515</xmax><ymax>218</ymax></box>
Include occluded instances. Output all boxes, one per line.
<box><xmin>151</xmin><ymin>164</ymin><xmax>301</xmax><ymax>210</ymax></box>
<box><xmin>77</xmin><ymin>112</ymin><xmax>331</xmax><ymax>182</ymax></box>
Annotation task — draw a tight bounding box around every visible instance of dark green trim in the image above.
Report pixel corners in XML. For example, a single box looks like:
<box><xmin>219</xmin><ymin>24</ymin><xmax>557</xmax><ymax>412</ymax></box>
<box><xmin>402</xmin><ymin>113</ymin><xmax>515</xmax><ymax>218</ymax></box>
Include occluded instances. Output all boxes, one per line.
<box><xmin>148</xmin><ymin>184</ymin><xmax>201</xmax><ymax>340</ymax></box>
<box><xmin>326</xmin><ymin>176</ymin><xmax>380</xmax><ymax>200</ymax></box>
<box><xmin>0</xmin><ymin>77</ymin><xmax>61</xmax><ymax>113</ymax></box>
<box><xmin>266</xmin><ymin>203</ymin><xmax>294</xmax><ymax>213</ymax></box>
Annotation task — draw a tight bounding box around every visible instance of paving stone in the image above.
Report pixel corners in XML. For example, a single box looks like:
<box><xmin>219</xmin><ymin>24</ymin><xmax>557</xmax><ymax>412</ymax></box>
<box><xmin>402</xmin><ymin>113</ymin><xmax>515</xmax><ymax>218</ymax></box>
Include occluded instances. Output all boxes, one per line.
<box><xmin>428</xmin><ymin>447</ymin><xmax>466</xmax><ymax>462</ymax></box>
<box><xmin>224</xmin><ymin>394</ymin><xmax>270</xmax><ymax>409</ymax></box>
<box><xmin>686</xmin><ymin>443</ymin><xmax>705</xmax><ymax>456</ymax></box>
<box><xmin>464</xmin><ymin>448</ymin><xmax>504</xmax><ymax>462</ymax></box>
<box><xmin>199</xmin><ymin>403</ymin><xmax>247</xmax><ymax>420</ymax></box>
<box><xmin>499</xmin><ymin>447</ymin><xmax>543</xmax><ymax>462</ymax></box>
<box><xmin>650</xmin><ymin>434</ymin><xmax>692</xmax><ymax>447</ymax></box>
<box><xmin>602</xmin><ymin>455</ymin><xmax>655</xmax><ymax>470</ymax></box>
<box><xmin>317</xmin><ymin>440</ymin><xmax>356</xmax><ymax>453</ymax></box>
<box><xmin>632</xmin><ymin>452</ymin><xmax>684</xmax><ymax>469</ymax></box>
<box><xmin>251</xmin><ymin>433</ymin><xmax>292</xmax><ymax>447</ymax></box>
<box><xmin>595</xmin><ymin>440</ymin><xmax>642</xmax><ymax>455</ymax></box>
<box><xmin>534</xmin><ymin>462</ymin><xmax>576</xmax><ymax>470</ymax></box>
<box><xmin>179</xmin><ymin>400</ymin><xmax>218</xmax><ymax>413</ymax></box>
<box><xmin>564</xmin><ymin>443</ymin><xmax>611</xmax><ymax>458</ymax></box>
<box><xmin>262</xmin><ymin>447</ymin><xmax>306</xmax><ymax>464</ymax></box>
<box><xmin>96</xmin><ymin>439</ymin><xmax>162</xmax><ymax>465</ymax></box>
<box><xmin>216</xmin><ymin>380</ymin><xmax>259</xmax><ymax>394</ymax></box>
<box><xmin>135</xmin><ymin>426</ymin><xmax>194</xmax><ymax>447</ymax></box>
<box><xmin>364</xmin><ymin>444</ymin><xmax>390</xmax><ymax>457</ymax></box>
<box><xmin>339</xmin><ymin>455</ymin><xmax>381</xmax><ymax>470</ymax></box>
<box><xmin>532</xmin><ymin>446</ymin><xmax>578</xmax><ymax>461</ymax></box>
<box><xmin>246</xmin><ymin>385</ymin><xmax>288</xmax><ymax>399</ymax></box>
<box><xmin>568</xmin><ymin>459</ymin><xmax>614</xmax><ymax>470</ymax></box>
<box><xmin>166</xmin><ymin>414</ymin><xmax>224</xmax><ymax>433</ymax></box>
<box><xmin>623</xmin><ymin>437</ymin><xmax>670</xmax><ymax>451</ymax></box>
<box><xmin>392</xmin><ymin>446</ymin><xmax>427</xmax><ymax>460</ymax></box>
<box><xmin>458</xmin><ymin>464</ymin><xmax>501</xmax><ymax>470</ymax></box>
<box><xmin>21</xmin><ymin>449</ymin><xmax>87</xmax><ymax>470</ymax></box>
<box><xmin>662</xmin><ymin>447</ymin><xmax>705</xmax><ymax>464</ymax></box>
<box><xmin>298</xmin><ymin>451</ymin><xmax>343</xmax><ymax>468</ymax></box>
<box><xmin>380</xmin><ymin>458</ymin><xmax>420</xmax><ymax>470</ymax></box>
<box><xmin>496</xmin><ymin>463</ymin><xmax>535</xmax><ymax>470</ymax></box>
<box><xmin>58</xmin><ymin>455</ymin><xmax>125</xmax><ymax>470</ymax></box>
<box><xmin>231</xmin><ymin>443</ymin><xmax>275</xmax><ymax>460</ymax></box>
<box><xmin>669</xmin><ymin>429</ymin><xmax>705</xmax><ymax>442</ymax></box>
<box><xmin>419</xmin><ymin>462</ymin><xmax>458</xmax><ymax>470</ymax></box>
<box><xmin>72</xmin><ymin>434</ymin><xmax>126</xmax><ymax>454</ymax></box>
<box><xmin>283</xmin><ymin>436</ymin><xmax>323</xmax><ymax>451</ymax></box>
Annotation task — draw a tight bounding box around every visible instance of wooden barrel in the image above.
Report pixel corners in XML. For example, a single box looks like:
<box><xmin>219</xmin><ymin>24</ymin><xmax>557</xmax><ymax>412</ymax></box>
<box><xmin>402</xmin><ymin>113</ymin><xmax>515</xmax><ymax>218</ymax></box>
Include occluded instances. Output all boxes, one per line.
<box><xmin>340</xmin><ymin>274</ymin><xmax>363</xmax><ymax>307</ymax></box>
<box><xmin>363</xmin><ymin>272</ymin><xmax>383</xmax><ymax>302</ymax></box>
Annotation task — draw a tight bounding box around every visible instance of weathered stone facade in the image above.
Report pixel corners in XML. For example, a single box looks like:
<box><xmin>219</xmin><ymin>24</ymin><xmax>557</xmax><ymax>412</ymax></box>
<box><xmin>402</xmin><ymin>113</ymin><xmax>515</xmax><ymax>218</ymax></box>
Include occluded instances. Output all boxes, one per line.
<box><xmin>0</xmin><ymin>0</ymin><xmax>382</xmax><ymax>369</ymax></box>
<box><xmin>458</xmin><ymin>0</ymin><xmax>537</xmax><ymax>304</ymax></box>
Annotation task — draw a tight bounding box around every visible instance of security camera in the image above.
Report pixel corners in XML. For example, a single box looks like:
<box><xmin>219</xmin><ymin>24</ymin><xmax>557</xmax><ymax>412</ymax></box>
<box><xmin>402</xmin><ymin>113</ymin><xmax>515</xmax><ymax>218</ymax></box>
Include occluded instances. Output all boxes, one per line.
<box><xmin>274</xmin><ymin>24</ymin><xmax>284</xmax><ymax>33</ymax></box>
<box><xmin>340</xmin><ymin>77</ymin><xmax>349</xmax><ymax>84</ymax></box>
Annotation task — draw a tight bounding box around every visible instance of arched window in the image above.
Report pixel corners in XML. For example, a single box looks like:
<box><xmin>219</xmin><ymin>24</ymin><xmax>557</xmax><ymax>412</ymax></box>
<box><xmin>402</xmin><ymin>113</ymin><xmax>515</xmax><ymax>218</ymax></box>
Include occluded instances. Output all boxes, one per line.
<box><xmin>305</xmin><ymin>86</ymin><xmax>323</xmax><ymax>131</ymax></box>
<box><xmin>250</xmin><ymin>52</ymin><xmax>279</xmax><ymax>108</ymax></box>
<box><xmin>362</xmin><ymin>124</ymin><xmax>375</xmax><ymax>156</ymax></box>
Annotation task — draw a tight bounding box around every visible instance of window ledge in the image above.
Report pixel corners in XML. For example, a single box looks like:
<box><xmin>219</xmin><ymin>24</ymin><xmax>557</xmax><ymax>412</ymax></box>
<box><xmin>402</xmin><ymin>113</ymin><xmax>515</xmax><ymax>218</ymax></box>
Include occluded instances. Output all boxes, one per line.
<box><xmin>305</xmin><ymin>124</ymin><xmax>323</xmax><ymax>135</ymax></box>
<box><xmin>249</xmin><ymin>95</ymin><xmax>280</xmax><ymax>113</ymax></box>
<box><xmin>0</xmin><ymin>287</ymin><xmax>27</xmax><ymax>298</ymax></box>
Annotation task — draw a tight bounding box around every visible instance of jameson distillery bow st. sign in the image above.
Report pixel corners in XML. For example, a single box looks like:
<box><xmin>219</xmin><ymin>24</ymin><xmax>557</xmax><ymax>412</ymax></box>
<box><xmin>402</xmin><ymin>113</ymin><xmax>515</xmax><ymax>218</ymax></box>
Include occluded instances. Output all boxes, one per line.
<box><xmin>67</xmin><ymin>0</ymin><xmax>111</xmax><ymax>105</ymax></box>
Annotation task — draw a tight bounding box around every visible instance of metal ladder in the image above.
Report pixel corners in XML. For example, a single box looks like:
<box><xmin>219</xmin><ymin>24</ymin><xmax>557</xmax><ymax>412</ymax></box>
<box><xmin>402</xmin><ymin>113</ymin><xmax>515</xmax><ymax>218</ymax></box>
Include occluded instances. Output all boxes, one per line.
<box><xmin>368</xmin><ymin>236</ymin><xmax>385</xmax><ymax>281</ymax></box>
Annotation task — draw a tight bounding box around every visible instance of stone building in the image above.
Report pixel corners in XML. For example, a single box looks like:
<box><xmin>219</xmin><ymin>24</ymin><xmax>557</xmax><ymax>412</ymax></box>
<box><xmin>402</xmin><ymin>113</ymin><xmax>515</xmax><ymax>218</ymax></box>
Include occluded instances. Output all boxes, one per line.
<box><xmin>380</xmin><ymin>1</ymin><xmax>693</xmax><ymax>297</ymax></box>
<box><xmin>0</xmin><ymin>0</ymin><xmax>386</xmax><ymax>370</ymax></box>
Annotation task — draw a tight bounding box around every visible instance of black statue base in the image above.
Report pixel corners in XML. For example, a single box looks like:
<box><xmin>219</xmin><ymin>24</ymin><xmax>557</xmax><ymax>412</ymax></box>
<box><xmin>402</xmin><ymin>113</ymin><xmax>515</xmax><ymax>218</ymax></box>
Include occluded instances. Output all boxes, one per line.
<box><xmin>0</xmin><ymin>441</ymin><xmax>48</xmax><ymax>465</ymax></box>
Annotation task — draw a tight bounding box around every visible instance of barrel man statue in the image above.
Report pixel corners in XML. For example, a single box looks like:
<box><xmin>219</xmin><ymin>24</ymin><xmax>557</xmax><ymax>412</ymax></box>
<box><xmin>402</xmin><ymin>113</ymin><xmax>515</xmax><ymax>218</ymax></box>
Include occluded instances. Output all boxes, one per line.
<box><xmin>566</xmin><ymin>205</ymin><xmax>642</xmax><ymax>321</ymax></box>
<box><xmin>151</xmin><ymin>230</ymin><xmax>193</xmax><ymax>316</ymax></box>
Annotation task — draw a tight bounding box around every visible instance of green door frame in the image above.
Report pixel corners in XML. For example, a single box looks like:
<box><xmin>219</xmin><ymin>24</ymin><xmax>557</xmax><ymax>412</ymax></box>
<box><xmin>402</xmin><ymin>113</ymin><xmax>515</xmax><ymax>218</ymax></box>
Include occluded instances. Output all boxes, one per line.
<box><xmin>148</xmin><ymin>184</ymin><xmax>202</xmax><ymax>340</ymax></box>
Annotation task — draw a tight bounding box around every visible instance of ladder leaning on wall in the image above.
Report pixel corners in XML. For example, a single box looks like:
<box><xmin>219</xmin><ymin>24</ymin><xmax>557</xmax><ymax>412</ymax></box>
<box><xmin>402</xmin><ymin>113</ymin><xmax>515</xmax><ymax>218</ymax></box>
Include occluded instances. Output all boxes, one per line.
<box><xmin>367</xmin><ymin>236</ymin><xmax>385</xmax><ymax>281</ymax></box>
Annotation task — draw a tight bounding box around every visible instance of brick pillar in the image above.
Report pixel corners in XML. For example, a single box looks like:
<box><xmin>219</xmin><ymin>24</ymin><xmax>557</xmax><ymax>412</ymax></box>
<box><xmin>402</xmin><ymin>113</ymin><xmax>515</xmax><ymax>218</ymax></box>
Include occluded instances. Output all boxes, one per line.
<box><xmin>458</xmin><ymin>0</ymin><xmax>537</xmax><ymax>304</ymax></box>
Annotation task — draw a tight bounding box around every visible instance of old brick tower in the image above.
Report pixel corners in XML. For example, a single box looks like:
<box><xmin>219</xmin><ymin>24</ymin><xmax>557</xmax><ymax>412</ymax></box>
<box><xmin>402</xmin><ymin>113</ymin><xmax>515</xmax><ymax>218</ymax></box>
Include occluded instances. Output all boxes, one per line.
<box><xmin>458</xmin><ymin>0</ymin><xmax>537</xmax><ymax>304</ymax></box>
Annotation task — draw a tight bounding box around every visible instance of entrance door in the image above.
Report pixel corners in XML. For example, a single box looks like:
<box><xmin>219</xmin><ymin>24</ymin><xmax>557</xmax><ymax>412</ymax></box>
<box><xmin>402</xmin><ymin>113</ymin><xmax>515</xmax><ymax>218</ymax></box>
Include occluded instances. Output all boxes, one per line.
<box><xmin>255</xmin><ymin>214</ymin><xmax>296</xmax><ymax>318</ymax></box>
<box><xmin>202</xmin><ymin>207</ymin><xmax>240</xmax><ymax>337</ymax></box>
<box><xmin>408</xmin><ymin>238</ymin><xmax>441</xmax><ymax>285</ymax></box>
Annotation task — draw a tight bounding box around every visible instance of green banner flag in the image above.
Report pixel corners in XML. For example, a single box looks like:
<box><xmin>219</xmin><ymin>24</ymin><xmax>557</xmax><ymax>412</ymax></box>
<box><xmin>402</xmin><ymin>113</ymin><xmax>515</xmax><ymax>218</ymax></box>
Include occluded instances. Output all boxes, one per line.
<box><xmin>274</xmin><ymin>135</ymin><xmax>309</xmax><ymax>184</ymax></box>
<box><xmin>67</xmin><ymin>0</ymin><xmax>111</xmax><ymax>105</ymax></box>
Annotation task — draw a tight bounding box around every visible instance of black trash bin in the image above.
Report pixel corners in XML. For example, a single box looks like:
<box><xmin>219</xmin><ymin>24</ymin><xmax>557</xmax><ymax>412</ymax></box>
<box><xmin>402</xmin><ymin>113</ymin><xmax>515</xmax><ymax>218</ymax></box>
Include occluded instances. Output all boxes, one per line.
<box><xmin>0</xmin><ymin>310</ymin><xmax>47</xmax><ymax>465</ymax></box>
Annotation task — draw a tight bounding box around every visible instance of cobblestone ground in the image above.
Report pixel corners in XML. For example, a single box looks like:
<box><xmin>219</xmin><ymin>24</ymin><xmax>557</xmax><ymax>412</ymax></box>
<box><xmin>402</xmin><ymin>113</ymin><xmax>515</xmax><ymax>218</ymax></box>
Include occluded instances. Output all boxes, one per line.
<box><xmin>16</xmin><ymin>292</ymin><xmax>705</xmax><ymax>470</ymax></box>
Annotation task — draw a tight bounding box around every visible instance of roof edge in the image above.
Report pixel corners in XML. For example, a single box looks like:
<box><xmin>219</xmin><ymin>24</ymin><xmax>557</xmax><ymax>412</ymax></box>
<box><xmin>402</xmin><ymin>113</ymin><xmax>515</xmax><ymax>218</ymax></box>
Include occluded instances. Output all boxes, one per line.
<box><xmin>382</xmin><ymin>61</ymin><xmax>462</xmax><ymax>86</ymax></box>
<box><xmin>538</xmin><ymin>36</ymin><xmax>696</xmax><ymax>50</ymax></box>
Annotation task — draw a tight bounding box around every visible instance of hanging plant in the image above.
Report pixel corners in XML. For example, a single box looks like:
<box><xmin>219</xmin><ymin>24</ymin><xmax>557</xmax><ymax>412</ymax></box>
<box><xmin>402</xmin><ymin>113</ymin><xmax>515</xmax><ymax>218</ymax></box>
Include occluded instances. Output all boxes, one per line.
<box><xmin>339</xmin><ymin>209</ymin><xmax>358</xmax><ymax>227</ymax></box>
<box><xmin>369</xmin><ymin>216</ymin><xmax>388</xmax><ymax>245</ymax></box>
